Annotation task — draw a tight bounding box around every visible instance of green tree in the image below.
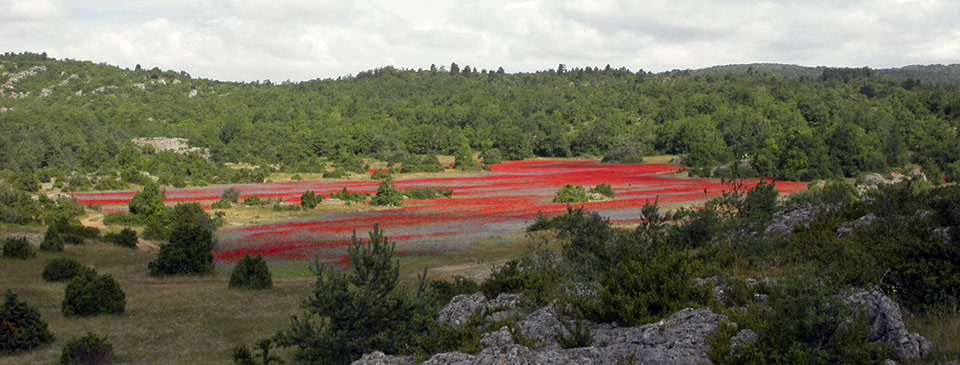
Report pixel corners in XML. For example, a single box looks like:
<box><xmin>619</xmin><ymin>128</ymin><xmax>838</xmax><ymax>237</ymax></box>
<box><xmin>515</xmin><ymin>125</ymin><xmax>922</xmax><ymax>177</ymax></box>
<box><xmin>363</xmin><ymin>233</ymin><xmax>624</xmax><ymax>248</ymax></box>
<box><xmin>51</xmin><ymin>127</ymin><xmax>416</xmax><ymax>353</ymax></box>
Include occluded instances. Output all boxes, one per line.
<box><xmin>59</xmin><ymin>332</ymin><xmax>114</xmax><ymax>365</ymax></box>
<box><xmin>129</xmin><ymin>181</ymin><xmax>165</xmax><ymax>218</ymax></box>
<box><xmin>62</xmin><ymin>268</ymin><xmax>125</xmax><ymax>316</ymax></box>
<box><xmin>2</xmin><ymin>237</ymin><xmax>34</xmax><ymax>259</ymax></box>
<box><xmin>300</xmin><ymin>190</ymin><xmax>321</xmax><ymax>209</ymax></box>
<box><xmin>229</xmin><ymin>254</ymin><xmax>273</xmax><ymax>290</ymax></box>
<box><xmin>275</xmin><ymin>224</ymin><xmax>430</xmax><ymax>364</ymax></box>
<box><xmin>371</xmin><ymin>178</ymin><xmax>403</xmax><ymax>207</ymax></box>
<box><xmin>0</xmin><ymin>291</ymin><xmax>55</xmax><ymax>354</ymax></box>
<box><xmin>148</xmin><ymin>203</ymin><xmax>216</xmax><ymax>276</ymax></box>
<box><xmin>40</xmin><ymin>224</ymin><xmax>65</xmax><ymax>252</ymax></box>
<box><xmin>42</xmin><ymin>258</ymin><xmax>84</xmax><ymax>282</ymax></box>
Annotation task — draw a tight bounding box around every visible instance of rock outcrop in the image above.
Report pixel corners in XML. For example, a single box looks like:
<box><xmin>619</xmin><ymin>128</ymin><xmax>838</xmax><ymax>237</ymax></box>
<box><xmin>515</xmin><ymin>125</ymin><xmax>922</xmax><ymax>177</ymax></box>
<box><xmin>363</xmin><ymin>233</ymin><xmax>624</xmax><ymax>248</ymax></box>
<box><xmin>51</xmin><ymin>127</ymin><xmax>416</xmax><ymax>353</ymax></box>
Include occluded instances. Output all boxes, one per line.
<box><xmin>836</xmin><ymin>213</ymin><xmax>878</xmax><ymax>238</ymax></box>
<box><xmin>131</xmin><ymin>137</ymin><xmax>210</xmax><ymax>159</ymax></box>
<box><xmin>437</xmin><ymin>293</ymin><xmax>524</xmax><ymax>328</ymax></box>
<box><xmin>352</xmin><ymin>351</ymin><xmax>415</xmax><ymax>365</ymax></box>
<box><xmin>764</xmin><ymin>203</ymin><xmax>820</xmax><ymax>236</ymax></box>
<box><xmin>844</xmin><ymin>289</ymin><xmax>932</xmax><ymax>360</ymax></box>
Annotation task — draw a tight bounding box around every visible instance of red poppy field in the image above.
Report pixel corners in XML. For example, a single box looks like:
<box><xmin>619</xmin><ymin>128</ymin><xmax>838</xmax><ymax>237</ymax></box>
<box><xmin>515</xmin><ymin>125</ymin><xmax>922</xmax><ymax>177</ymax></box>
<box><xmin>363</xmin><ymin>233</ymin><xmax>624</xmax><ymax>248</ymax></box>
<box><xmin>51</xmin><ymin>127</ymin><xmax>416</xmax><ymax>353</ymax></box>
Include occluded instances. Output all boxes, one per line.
<box><xmin>71</xmin><ymin>160</ymin><xmax>807</xmax><ymax>266</ymax></box>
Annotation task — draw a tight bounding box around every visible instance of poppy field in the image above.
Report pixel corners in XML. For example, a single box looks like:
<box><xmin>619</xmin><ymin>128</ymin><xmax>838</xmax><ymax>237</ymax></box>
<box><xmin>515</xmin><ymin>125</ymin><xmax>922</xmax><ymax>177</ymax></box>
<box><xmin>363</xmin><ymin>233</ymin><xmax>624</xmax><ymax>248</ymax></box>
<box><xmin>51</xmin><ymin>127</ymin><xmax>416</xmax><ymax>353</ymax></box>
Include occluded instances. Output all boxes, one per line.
<box><xmin>71</xmin><ymin>160</ymin><xmax>807</xmax><ymax>266</ymax></box>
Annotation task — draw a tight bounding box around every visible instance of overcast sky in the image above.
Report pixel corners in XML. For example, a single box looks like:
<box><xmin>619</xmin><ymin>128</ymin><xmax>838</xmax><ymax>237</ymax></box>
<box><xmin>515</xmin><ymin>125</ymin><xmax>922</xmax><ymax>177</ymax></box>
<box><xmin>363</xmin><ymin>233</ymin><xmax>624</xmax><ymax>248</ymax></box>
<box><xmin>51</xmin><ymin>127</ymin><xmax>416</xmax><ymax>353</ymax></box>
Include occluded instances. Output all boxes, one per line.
<box><xmin>2</xmin><ymin>0</ymin><xmax>958</xmax><ymax>82</ymax></box>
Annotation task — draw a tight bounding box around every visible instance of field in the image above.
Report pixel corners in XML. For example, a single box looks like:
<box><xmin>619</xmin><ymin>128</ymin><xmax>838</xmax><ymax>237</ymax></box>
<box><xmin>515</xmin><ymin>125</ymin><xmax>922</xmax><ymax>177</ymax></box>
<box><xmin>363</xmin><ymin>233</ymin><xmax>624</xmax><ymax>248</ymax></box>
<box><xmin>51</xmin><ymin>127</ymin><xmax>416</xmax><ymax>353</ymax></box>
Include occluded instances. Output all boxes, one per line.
<box><xmin>71</xmin><ymin>160</ymin><xmax>807</xmax><ymax>276</ymax></box>
<box><xmin>2</xmin><ymin>159</ymin><xmax>812</xmax><ymax>364</ymax></box>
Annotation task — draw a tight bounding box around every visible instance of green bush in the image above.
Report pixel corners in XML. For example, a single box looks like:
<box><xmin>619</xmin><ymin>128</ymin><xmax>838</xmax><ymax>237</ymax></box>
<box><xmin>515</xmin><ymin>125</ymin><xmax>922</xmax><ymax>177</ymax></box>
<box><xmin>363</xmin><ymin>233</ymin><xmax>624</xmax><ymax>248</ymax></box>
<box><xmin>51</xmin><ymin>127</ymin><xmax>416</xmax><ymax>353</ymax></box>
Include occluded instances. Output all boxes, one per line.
<box><xmin>42</xmin><ymin>258</ymin><xmax>84</xmax><ymax>282</ymax></box>
<box><xmin>148</xmin><ymin>203</ymin><xmax>216</xmax><ymax>276</ymax></box>
<box><xmin>589</xmin><ymin>184</ymin><xmax>615</xmax><ymax>199</ymax></box>
<box><xmin>371</xmin><ymin>179</ymin><xmax>403</xmax><ymax>207</ymax></box>
<box><xmin>399</xmin><ymin>155</ymin><xmax>445</xmax><ymax>173</ymax></box>
<box><xmin>322</xmin><ymin>169</ymin><xmax>346</xmax><ymax>178</ymax></box>
<box><xmin>129</xmin><ymin>181</ymin><xmax>165</xmax><ymax>218</ymax></box>
<box><xmin>601</xmin><ymin>138</ymin><xmax>644</xmax><ymax>164</ymax></box>
<box><xmin>331</xmin><ymin>188</ymin><xmax>368</xmax><ymax>203</ymax></box>
<box><xmin>242</xmin><ymin>196</ymin><xmax>265</xmax><ymax>206</ymax></box>
<box><xmin>0</xmin><ymin>290</ymin><xmax>55</xmax><ymax>354</ymax></box>
<box><xmin>102</xmin><ymin>213</ymin><xmax>147</xmax><ymax>226</ymax></box>
<box><xmin>300</xmin><ymin>190</ymin><xmax>321</xmax><ymax>209</ymax></box>
<box><xmin>481</xmin><ymin>148</ymin><xmax>503</xmax><ymax>165</ymax></box>
<box><xmin>553</xmin><ymin>184</ymin><xmax>589</xmax><ymax>203</ymax></box>
<box><xmin>403</xmin><ymin>187</ymin><xmax>454</xmax><ymax>200</ymax></box>
<box><xmin>114</xmin><ymin>228</ymin><xmax>137</xmax><ymax>248</ymax></box>
<box><xmin>60</xmin><ymin>332</ymin><xmax>114</xmax><ymax>365</ymax></box>
<box><xmin>221</xmin><ymin>187</ymin><xmax>241</xmax><ymax>204</ymax></box>
<box><xmin>2</xmin><ymin>237</ymin><xmax>34</xmax><ymax>259</ymax></box>
<box><xmin>40</xmin><ymin>225</ymin><xmax>65</xmax><ymax>252</ymax></box>
<box><xmin>229</xmin><ymin>254</ymin><xmax>273</xmax><ymax>290</ymax></box>
<box><xmin>370</xmin><ymin>170</ymin><xmax>391</xmax><ymax>180</ymax></box>
<box><xmin>62</xmin><ymin>268</ymin><xmax>125</xmax><ymax>316</ymax></box>
<box><xmin>211</xmin><ymin>199</ymin><xmax>233</xmax><ymax>209</ymax></box>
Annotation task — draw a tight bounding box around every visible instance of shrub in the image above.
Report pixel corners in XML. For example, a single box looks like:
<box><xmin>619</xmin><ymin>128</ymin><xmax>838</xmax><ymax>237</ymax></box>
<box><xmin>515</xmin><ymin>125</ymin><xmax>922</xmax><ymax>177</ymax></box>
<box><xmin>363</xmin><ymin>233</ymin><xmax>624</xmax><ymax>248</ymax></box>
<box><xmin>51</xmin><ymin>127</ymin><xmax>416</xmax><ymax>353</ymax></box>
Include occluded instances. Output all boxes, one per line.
<box><xmin>601</xmin><ymin>138</ymin><xmax>644</xmax><ymax>164</ymax></box>
<box><xmin>148</xmin><ymin>203</ymin><xmax>216</xmax><ymax>276</ymax></box>
<box><xmin>60</xmin><ymin>332</ymin><xmax>113</xmax><ymax>365</ymax></box>
<box><xmin>553</xmin><ymin>185</ymin><xmax>589</xmax><ymax>203</ymax></box>
<box><xmin>589</xmin><ymin>184</ymin><xmax>615</xmax><ymax>199</ymax></box>
<box><xmin>370</xmin><ymin>170</ymin><xmax>390</xmax><ymax>180</ymax></box>
<box><xmin>399</xmin><ymin>155</ymin><xmax>445</xmax><ymax>173</ymax></box>
<box><xmin>300</xmin><ymin>190</ymin><xmax>321</xmax><ymax>209</ymax></box>
<box><xmin>0</xmin><ymin>290</ymin><xmax>55</xmax><ymax>354</ymax></box>
<box><xmin>221</xmin><ymin>187</ymin><xmax>241</xmax><ymax>204</ymax></box>
<box><xmin>114</xmin><ymin>228</ymin><xmax>137</xmax><ymax>248</ymax></box>
<box><xmin>371</xmin><ymin>179</ymin><xmax>403</xmax><ymax>207</ymax></box>
<box><xmin>40</xmin><ymin>225</ymin><xmax>65</xmax><ymax>252</ymax></box>
<box><xmin>272</xmin><ymin>204</ymin><xmax>300</xmax><ymax>212</ymax></box>
<box><xmin>481</xmin><ymin>148</ymin><xmax>503</xmax><ymax>165</ymax></box>
<box><xmin>2</xmin><ymin>237</ymin><xmax>34</xmax><ymax>259</ymax></box>
<box><xmin>129</xmin><ymin>181</ymin><xmax>165</xmax><ymax>217</ymax></box>
<box><xmin>331</xmin><ymin>188</ymin><xmax>368</xmax><ymax>203</ymax></box>
<box><xmin>102</xmin><ymin>213</ymin><xmax>147</xmax><ymax>226</ymax></box>
<box><xmin>212</xmin><ymin>199</ymin><xmax>233</xmax><ymax>209</ymax></box>
<box><xmin>291</xmin><ymin>174</ymin><xmax>303</xmax><ymax>181</ymax></box>
<box><xmin>42</xmin><ymin>258</ymin><xmax>84</xmax><ymax>282</ymax></box>
<box><xmin>243</xmin><ymin>196</ymin><xmax>265</xmax><ymax>206</ymax></box>
<box><xmin>141</xmin><ymin>218</ymin><xmax>169</xmax><ymax>241</ymax></box>
<box><xmin>62</xmin><ymin>268</ymin><xmax>125</xmax><ymax>316</ymax></box>
<box><xmin>322</xmin><ymin>169</ymin><xmax>346</xmax><ymax>178</ymax></box>
<box><xmin>229</xmin><ymin>254</ymin><xmax>273</xmax><ymax>289</ymax></box>
<box><xmin>403</xmin><ymin>187</ymin><xmax>454</xmax><ymax>200</ymax></box>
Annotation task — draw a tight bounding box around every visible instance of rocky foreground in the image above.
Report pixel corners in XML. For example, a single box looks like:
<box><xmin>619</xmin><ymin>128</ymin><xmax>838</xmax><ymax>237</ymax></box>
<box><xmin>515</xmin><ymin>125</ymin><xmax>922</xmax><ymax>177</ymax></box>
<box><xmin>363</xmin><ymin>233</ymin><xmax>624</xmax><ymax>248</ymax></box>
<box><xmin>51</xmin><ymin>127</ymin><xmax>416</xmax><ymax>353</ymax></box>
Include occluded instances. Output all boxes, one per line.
<box><xmin>353</xmin><ymin>289</ymin><xmax>930</xmax><ymax>365</ymax></box>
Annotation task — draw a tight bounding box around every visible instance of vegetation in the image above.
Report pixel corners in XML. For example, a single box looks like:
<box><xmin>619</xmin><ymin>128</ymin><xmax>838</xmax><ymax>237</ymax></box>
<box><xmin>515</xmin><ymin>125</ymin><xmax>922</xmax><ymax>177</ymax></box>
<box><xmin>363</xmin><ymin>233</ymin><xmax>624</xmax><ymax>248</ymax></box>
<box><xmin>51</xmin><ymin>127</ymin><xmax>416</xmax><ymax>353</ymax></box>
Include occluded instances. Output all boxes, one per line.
<box><xmin>102</xmin><ymin>227</ymin><xmax>138</xmax><ymax>248</ymax></box>
<box><xmin>0</xmin><ymin>290</ymin><xmax>55</xmax><ymax>354</ymax></box>
<box><xmin>62</xmin><ymin>268</ymin><xmax>126</xmax><ymax>316</ymax></box>
<box><xmin>370</xmin><ymin>170</ymin><xmax>391</xmax><ymax>180</ymax></box>
<box><xmin>331</xmin><ymin>188</ymin><xmax>368</xmax><ymax>203</ymax></box>
<box><xmin>300</xmin><ymin>190</ymin><xmax>321</xmax><ymax>209</ymax></box>
<box><xmin>147</xmin><ymin>203</ymin><xmax>217</xmax><ymax>276</ymax></box>
<box><xmin>59</xmin><ymin>332</ymin><xmax>114</xmax><ymax>365</ymax></box>
<box><xmin>3</xmin><ymin>236</ymin><xmax>34</xmax><ymax>259</ymax></box>
<box><xmin>371</xmin><ymin>179</ymin><xmax>403</xmax><ymax>207</ymax></box>
<box><xmin>42</xmin><ymin>258</ymin><xmax>84</xmax><ymax>282</ymax></box>
<box><xmin>229</xmin><ymin>254</ymin><xmax>273</xmax><ymax>290</ymax></box>
<box><xmin>589</xmin><ymin>184</ymin><xmax>615</xmax><ymax>199</ymax></box>
<box><xmin>128</xmin><ymin>181</ymin><xmax>165</xmax><ymax>218</ymax></box>
<box><xmin>403</xmin><ymin>187</ymin><xmax>454</xmax><ymax>200</ymax></box>
<box><xmin>552</xmin><ymin>184</ymin><xmax>589</xmax><ymax>203</ymax></box>
<box><xmin>273</xmin><ymin>224</ymin><xmax>433</xmax><ymax>364</ymax></box>
<box><xmin>1</xmin><ymin>53</ymin><xmax>957</xmax><ymax>185</ymax></box>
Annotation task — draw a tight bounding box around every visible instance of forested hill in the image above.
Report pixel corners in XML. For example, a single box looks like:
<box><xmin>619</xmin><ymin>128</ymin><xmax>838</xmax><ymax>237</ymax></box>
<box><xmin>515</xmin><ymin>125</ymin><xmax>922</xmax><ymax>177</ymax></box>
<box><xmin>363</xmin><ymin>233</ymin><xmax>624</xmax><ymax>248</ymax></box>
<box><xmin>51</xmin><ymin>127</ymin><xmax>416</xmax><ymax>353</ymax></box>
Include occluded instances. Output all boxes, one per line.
<box><xmin>689</xmin><ymin>63</ymin><xmax>960</xmax><ymax>87</ymax></box>
<box><xmin>1</xmin><ymin>52</ymin><xmax>959</xmax><ymax>190</ymax></box>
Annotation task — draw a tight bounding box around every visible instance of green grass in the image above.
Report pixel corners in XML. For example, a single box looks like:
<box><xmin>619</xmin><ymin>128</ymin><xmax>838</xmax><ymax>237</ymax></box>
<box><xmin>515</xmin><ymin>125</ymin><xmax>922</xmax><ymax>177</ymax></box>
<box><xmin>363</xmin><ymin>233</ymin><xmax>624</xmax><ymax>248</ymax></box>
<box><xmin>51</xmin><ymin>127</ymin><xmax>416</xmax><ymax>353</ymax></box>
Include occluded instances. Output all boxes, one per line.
<box><xmin>0</xmin><ymin>243</ymin><xmax>308</xmax><ymax>364</ymax></box>
<box><xmin>904</xmin><ymin>311</ymin><xmax>960</xmax><ymax>361</ymax></box>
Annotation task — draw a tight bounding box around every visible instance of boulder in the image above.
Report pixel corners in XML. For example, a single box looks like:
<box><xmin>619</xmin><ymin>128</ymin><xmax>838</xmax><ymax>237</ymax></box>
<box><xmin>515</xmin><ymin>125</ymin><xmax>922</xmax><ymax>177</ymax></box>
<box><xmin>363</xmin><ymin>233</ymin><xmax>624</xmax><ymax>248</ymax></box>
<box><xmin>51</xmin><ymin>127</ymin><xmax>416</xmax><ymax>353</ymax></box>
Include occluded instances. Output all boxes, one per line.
<box><xmin>765</xmin><ymin>203</ymin><xmax>820</xmax><ymax>236</ymax></box>
<box><xmin>837</xmin><ymin>213</ymin><xmax>878</xmax><ymax>238</ymax></box>
<box><xmin>351</xmin><ymin>351</ymin><xmax>415</xmax><ymax>365</ymax></box>
<box><xmin>844</xmin><ymin>290</ymin><xmax>933</xmax><ymax>360</ymax></box>
<box><xmin>438</xmin><ymin>293</ymin><xmax>487</xmax><ymax>327</ymax></box>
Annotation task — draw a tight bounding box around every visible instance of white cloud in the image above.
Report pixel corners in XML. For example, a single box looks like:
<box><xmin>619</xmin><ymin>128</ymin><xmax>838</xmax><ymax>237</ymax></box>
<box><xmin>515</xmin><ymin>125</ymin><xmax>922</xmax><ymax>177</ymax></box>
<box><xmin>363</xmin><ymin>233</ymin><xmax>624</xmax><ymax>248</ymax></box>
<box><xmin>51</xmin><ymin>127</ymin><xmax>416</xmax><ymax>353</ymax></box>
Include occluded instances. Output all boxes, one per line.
<box><xmin>0</xmin><ymin>0</ymin><xmax>957</xmax><ymax>81</ymax></box>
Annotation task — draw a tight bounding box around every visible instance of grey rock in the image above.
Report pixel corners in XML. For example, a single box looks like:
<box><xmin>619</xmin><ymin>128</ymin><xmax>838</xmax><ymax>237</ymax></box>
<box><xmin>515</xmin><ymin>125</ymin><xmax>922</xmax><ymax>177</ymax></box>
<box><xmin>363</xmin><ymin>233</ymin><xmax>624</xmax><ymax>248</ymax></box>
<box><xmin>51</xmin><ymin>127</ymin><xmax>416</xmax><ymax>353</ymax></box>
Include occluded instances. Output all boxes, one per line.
<box><xmin>517</xmin><ymin>304</ymin><xmax>563</xmax><ymax>349</ymax></box>
<box><xmin>765</xmin><ymin>204</ymin><xmax>820</xmax><ymax>236</ymax></box>
<box><xmin>729</xmin><ymin>329</ymin><xmax>758</xmax><ymax>351</ymax></box>
<box><xmin>837</xmin><ymin>213</ymin><xmax>878</xmax><ymax>238</ymax></box>
<box><xmin>844</xmin><ymin>289</ymin><xmax>932</xmax><ymax>360</ymax></box>
<box><xmin>480</xmin><ymin>327</ymin><xmax>515</xmax><ymax>349</ymax></box>
<box><xmin>351</xmin><ymin>351</ymin><xmax>415</xmax><ymax>365</ymax></box>
<box><xmin>486</xmin><ymin>293</ymin><xmax>524</xmax><ymax>322</ymax></box>
<box><xmin>438</xmin><ymin>293</ymin><xmax>488</xmax><ymax>327</ymax></box>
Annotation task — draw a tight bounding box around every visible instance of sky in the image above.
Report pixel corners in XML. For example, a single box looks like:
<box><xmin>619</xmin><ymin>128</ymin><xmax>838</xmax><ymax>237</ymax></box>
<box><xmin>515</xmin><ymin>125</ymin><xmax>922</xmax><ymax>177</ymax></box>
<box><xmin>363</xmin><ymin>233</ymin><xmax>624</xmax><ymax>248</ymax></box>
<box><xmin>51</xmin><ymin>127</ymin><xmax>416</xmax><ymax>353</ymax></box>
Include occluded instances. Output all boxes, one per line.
<box><xmin>1</xmin><ymin>0</ymin><xmax>958</xmax><ymax>82</ymax></box>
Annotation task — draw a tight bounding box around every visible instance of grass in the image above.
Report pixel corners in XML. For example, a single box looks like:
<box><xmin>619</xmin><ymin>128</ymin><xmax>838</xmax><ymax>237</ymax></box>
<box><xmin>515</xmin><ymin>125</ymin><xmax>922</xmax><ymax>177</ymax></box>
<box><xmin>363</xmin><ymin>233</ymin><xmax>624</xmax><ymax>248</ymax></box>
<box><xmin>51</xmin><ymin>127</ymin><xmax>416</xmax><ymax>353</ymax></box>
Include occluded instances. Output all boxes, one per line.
<box><xmin>904</xmin><ymin>311</ymin><xmax>960</xmax><ymax>361</ymax></box>
<box><xmin>0</xmin><ymin>242</ymin><xmax>308</xmax><ymax>364</ymax></box>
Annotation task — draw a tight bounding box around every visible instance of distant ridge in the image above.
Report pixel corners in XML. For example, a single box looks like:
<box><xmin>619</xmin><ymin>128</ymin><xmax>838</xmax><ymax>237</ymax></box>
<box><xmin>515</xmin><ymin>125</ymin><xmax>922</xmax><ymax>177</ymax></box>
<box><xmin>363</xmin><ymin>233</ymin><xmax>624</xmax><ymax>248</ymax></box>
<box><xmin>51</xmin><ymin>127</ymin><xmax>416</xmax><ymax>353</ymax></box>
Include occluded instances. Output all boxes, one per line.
<box><xmin>686</xmin><ymin>63</ymin><xmax>960</xmax><ymax>87</ymax></box>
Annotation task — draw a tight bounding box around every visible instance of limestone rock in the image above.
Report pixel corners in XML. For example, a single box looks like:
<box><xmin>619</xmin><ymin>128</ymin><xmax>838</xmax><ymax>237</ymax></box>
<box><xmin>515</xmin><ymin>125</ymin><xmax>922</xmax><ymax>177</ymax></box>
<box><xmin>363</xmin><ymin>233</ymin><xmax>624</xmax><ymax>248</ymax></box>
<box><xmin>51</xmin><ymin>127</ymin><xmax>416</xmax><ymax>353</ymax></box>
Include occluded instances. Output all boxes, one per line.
<box><xmin>837</xmin><ymin>213</ymin><xmax>878</xmax><ymax>238</ymax></box>
<box><xmin>437</xmin><ymin>293</ymin><xmax>487</xmax><ymax>327</ymax></box>
<box><xmin>765</xmin><ymin>203</ymin><xmax>820</xmax><ymax>236</ymax></box>
<box><xmin>844</xmin><ymin>289</ymin><xmax>932</xmax><ymax>360</ymax></box>
<box><xmin>351</xmin><ymin>351</ymin><xmax>415</xmax><ymax>365</ymax></box>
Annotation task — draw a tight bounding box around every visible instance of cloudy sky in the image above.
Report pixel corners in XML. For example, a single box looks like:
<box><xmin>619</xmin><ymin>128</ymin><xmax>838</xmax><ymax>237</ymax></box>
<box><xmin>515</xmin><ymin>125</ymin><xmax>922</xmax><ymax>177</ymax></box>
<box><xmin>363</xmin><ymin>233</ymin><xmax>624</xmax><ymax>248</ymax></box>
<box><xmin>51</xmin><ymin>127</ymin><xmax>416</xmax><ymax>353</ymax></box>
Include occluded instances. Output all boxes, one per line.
<box><xmin>2</xmin><ymin>0</ymin><xmax>958</xmax><ymax>81</ymax></box>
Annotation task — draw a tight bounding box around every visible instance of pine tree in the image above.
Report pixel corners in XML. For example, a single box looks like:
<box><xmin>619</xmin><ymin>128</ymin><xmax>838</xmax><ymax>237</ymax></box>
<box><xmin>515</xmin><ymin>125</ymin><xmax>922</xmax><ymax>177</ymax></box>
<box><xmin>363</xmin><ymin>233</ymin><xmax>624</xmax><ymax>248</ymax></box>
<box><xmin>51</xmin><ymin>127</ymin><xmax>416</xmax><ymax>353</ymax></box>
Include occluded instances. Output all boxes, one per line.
<box><xmin>1</xmin><ymin>291</ymin><xmax>55</xmax><ymax>353</ymax></box>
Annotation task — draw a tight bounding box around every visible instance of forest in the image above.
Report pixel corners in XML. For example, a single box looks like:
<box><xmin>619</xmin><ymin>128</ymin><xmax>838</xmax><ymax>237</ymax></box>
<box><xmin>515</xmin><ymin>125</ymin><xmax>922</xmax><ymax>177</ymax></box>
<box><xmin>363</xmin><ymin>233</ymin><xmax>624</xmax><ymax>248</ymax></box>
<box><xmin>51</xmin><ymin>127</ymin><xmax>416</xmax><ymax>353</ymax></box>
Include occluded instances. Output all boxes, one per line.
<box><xmin>1</xmin><ymin>52</ymin><xmax>958</xmax><ymax>192</ymax></box>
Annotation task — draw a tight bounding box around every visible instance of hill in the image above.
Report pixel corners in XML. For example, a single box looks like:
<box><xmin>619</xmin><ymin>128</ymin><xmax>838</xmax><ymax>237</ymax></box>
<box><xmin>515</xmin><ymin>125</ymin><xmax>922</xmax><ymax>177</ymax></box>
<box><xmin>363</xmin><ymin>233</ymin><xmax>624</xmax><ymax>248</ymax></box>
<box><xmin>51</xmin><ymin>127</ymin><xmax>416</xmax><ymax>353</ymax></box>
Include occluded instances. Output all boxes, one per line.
<box><xmin>1</xmin><ymin>52</ymin><xmax>958</xmax><ymax>193</ymax></box>
<box><xmin>688</xmin><ymin>62</ymin><xmax>960</xmax><ymax>87</ymax></box>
